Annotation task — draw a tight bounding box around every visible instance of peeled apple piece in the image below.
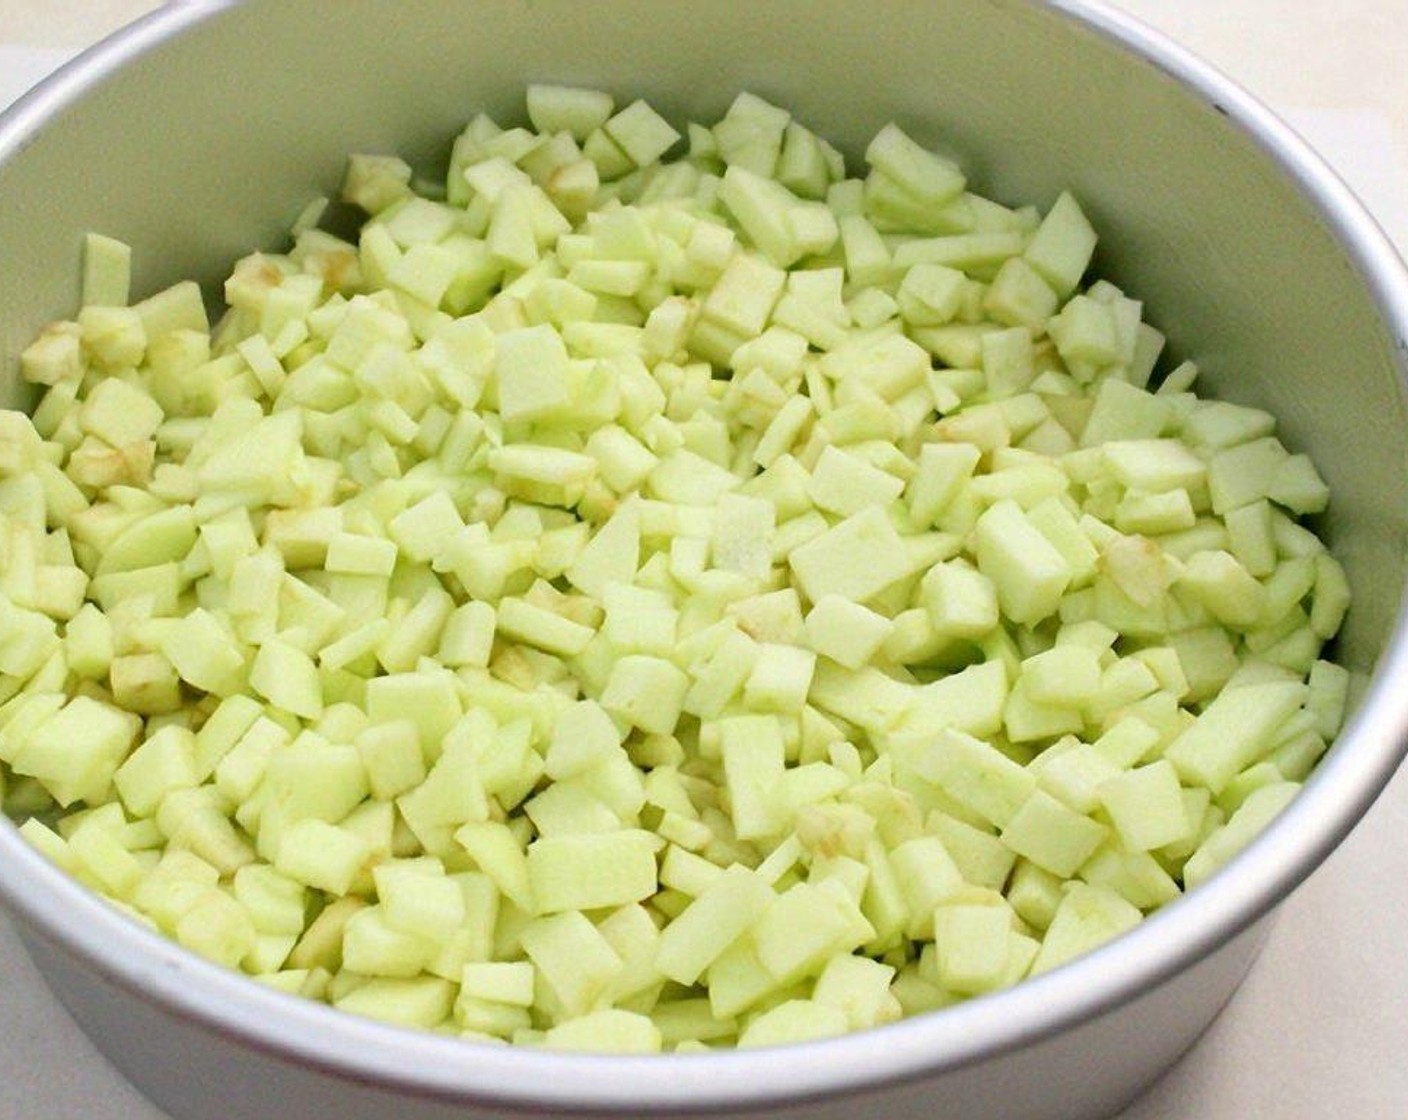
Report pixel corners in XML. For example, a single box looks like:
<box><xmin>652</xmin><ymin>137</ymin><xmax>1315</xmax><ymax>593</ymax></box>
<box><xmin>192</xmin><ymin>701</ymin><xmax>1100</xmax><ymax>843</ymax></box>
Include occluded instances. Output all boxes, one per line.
<box><xmin>2</xmin><ymin>85</ymin><xmax>1350</xmax><ymax>1053</ymax></box>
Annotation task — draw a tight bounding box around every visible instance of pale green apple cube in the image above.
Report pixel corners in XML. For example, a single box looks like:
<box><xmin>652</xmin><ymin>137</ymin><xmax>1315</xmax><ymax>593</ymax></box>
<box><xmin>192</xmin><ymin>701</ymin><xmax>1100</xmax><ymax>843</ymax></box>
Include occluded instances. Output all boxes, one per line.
<box><xmin>63</xmin><ymin>603</ymin><xmax>113</xmax><ymax>680</ymax></box>
<box><xmin>1305</xmin><ymin>658</ymin><xmax>1350</xmax><ymax>740</ymax></box>
<box><xmin>752</xmin><ymin>880</ymin><xmax>872</xmax><ymax>983</ymax></box>
<box><xmin>397</xmin><ymin>729</ymin><xmax>490</xmax><ymax>835</ymax></box>
<box><xmin>1097</xmin><ymin>760</ymin><xmax>1188</xmax><ymax>851</ymax></box>
<box><xmin>232</xmin><ymin>863</ymin><xmax>307</xmax><ymax>936</ymax></box>
<box><xmin>82</xmin><ymin>232</ymin><xmax>132</xmax><ymax>307</ymax></box>
<box><xmin>586</xmin><ymin>425</ymin><xmax>659</xmax><ymax>494</ymax></box>
<box><xmin>461</xmin><ymin>960</ymin><xmax>535</xmax><ymax>1007</ymax></box>
<box><xmin>897</xmin><ymin>262</ymin><xmax>968</xmax><ymax>326</ymax></box>
<box><xmin>324</xmin><ymin>532</ymin><xmax>397</xmax><ymax>577</ymax></box>
<box><xmin>194</xmin><ymin>695</ymin><xmax>267</xmax><ymax>783</ymax></box>
<box><xmin>354</xmin><ymin>719</ymin><xmax>426</xmax><ymax>801</ymax></box>
<box><xmin>810</xmin><ymin>954</ymin><xmax>900</xmax><ymax>1032</ymax></box>
<box><xmin>719</xmin><ymin>714</ymin><xmax>786</xmax><ymax>840</ymax></box>
<box><xmin>888</xmin><ymin>836</ymin><xmax>965</xmax><ymax>939</ymax></box>
<box><xmin>1021</xmin><ymin>644</ymin><xmax>1102</xmax><ymax>707</ymax></box>
<box><xmin>1183</xmin><ymin>781</ymin><xmax>1300</xmax><ymax>889</ymax></box>
<box><xmin>375</xmin><ymin>585</ymin><xmax>454</xmax><ymax>673</ymax></box>
<box><xmin>544</xmin><ymin>699</ymin><xmax>622</xmax><ymax>780</ymax></box>
<box><xmin>701</xmin><ymin>251</ymin><xmax>787</xmax><ymax>338</ymax></box>
<box><xmin>565</xmin><ymin>499</ymin><xmax>640</xmax><ymax>599</ymax></box>
<box><xmin>316</xmin><ymin>618</ymin><xmax>388</xmax><ymax>673</ymax></box>
<box><xmin>865</xmin><ymin>123</ymin><xmax>965</xmax><ymax>206</ymax></box>
<box><xmin>984</xmin><ymin>256</ymin><xmax>1059</xmax><ymax>330</ymax></box>
<box><xmin>659</xmin><ymin>844</ymin><xmax>725</xmax><ymax>896</ymax></box>
<box><xmin>972</xmin><ymin>499</ymin><xmax>1071</xmax><ymax>625</ymax></box>
<box><xmin>1177</xmin><ymin>549</ymin><xmax>1266</xmax><ymax>628</ymax></box>
<box><xmin>388</xmin><ymin>490</ymin><xmax>464</xmax><ymax>564</ymax></box>
<box><xmin>1102</xmin><ymin>438</ymin><xmax>1205</xmax><ymax>494</ymax></box>
<box><xmin>711</xmin><ymin>492</ymin><xmax>775</xmax><ymax>579</ymax></box>
<box><xmin>436</xmin><ymin>600</ymin><xmax>497</xmax><ymax>669</ymax></box>
<box><xmin>1052</xmin><ymin>300</ymin><xmax>1126</xmax><ymax>380</ymax></box>
<box><xmin>1022</xmin><ymin>191</ymin><xmax>1096</xmax><ymax>299</ymax></box>
<box><xmin>713</xmin><ymin>91</ymin><xmax>790</xmax><ymax>176</ymax></box>
<box><xmin>375</xmin><ymin>860</ymin><xmax>466</xmax><ymax>943</ymax></box>
<box><xmin>66</xmin><ymin>815</ymin><xmax>145</xmax><ymax>899</ymax></box>
<box><xmin>248</xmin><ymin>637</ymin><xmax>323</xmax><ymax>720</ymax></box>
<box><xmin>743</xmin><ymin>643</ymin><xmax>816</xmax><ymax>714</ymax></box>
<box><xmin>1080</xmin><ymin>843</ymin><xmax>1179</xmax><ymax>911</ymax></box>
<box><xmin>1000</xmin><ymin>790</ymin><xmax>1108</xmax><ymax>877</ymax></box>
<box><xmin>656</xmin><ymin>864</ymin><xmax>774</xmax><ymax>986</ymax></box>
<box><xmin>603</xmin><ymin>100</ymin><xmax>680</xmax><ymax>168</ymax></box>
<box><xmin>96</xmin><ymin>505</ymin><xmax>198</xmax><ymax>577</ymax></box>
<box><xmin>528</xmin><ymin>829</ymin><xmax>658</xmax><ymax>913</ymax></box>
<box><xmin>494</xmin><ymin>323</ymin><xmax>570</xmax><ymax>424</ymax></box>
<box><xmin>453</xmin><ymin>820</ymin><xmax>534</xmax><ymax>913</ymax></box>
<box><xmin>601</xmin><ymin>583</ymin><xmax>677</xmax><ymax>657</ymax></box>
<box><xmin>928</xmin><ymin>811</ymin><xmax>1016</xmax><ymax>892</ymax></box>
<box><xmin>717</xmin><ymin>166</ymin><xmax>806</xmax><ymax>267</ymax></box>
<box><xmin>1206</xmin><ymin>437</ymin><xmax>1288</xmax><ymax>515</ymax></box>
<box><xmin>175</xmin><ymin>887</ymin><xmax>257</xmax><ymax>970</ymax></box>
<box><xmin>109</xmin><ymin>652</ymin><xmax>182</xmax><ymax>716</ymax></box>
<box><xmin>920</xmin><ymin>559</ymin><xmax>999</xmax><ymax>640</ymax></box>
<box><xmin>807</xmin><ymin>446</ymin><xmax>905</xmax><ymax>519</ymax></box>
<box><xmin>489</xmin><ymin>443</ymin><xmax>598</xmax><ymax>502</ymax></box>
<box><xmin>803</xmin><ymin>595</ymin><xmax>892</xmax><ymax>670</ymax></box>
<box><xmin>1222</xmin><ymin>499</ymin><xmax>1277</xmax><ymax>578</ymax></box>
<box><xmin>1268</xmin><ymin>453</ymin><xmax>1329</xmax><ymax>515</ymax></box>
<box><xmin>1032</xmin><ymin>741</ymin><xmax>1121</xmax><ymax>815</ymax></box>
<box><xmin>160</xmin><ymin>608</ymin><xmax>247</xmax><ymax>698</ymax></box>
<box><xmin>274</xmin><ymin>819</ymin><xmax>370</xmax><ymax>895</ymax></box>
<box><xmin>363</xmin><ymin>670</ymin><xmax>461</xmax><ymax>755</ymax></box>
<box><xmin>738</xmin><ymin>999</ymin><xmax>848</xmax><ymax>1048</ymax></box>
<box><xmin>788</xmin><ymin>505</ymin><xmax>912</xmax><ymax>605</ymax></box>
<box><xmin>77</xmin><ymin>304</ymin><xmax>146</xmax><ymax>372</ymax></box>
<box><xmin>113</xmin><ymin>725</ymin><xmax>200</xmax><ymax>817</ymax></box>
<box><xmin>520</xmin><ymin>909</ymin><xmax>623</xmax><ymax>1018</ymax></box>
<box><xmin>1029</xmin><ymin>883</ymin><xmax>1141</xmax><ymax>975</ymax></box>
<box><xmin>335</xmin><ymin>976</ymin><xmax>454</xmax><ymax>1029</ymax></box>
<box><xmin>1164</xmin><ymin>679</ymin><xmax>1305</xmax><ymax>793</ymax></box>
<box><xmin>819</xmin><ymin>332</ymin><xmax>929</xmax><ymax>401</ymax></box>
<box><xmin>11</xmin><ymin>695</ymin><xmax>140</xmax><ymax>808</ymax></box>
<box><xmin>495</xmin><ymin>596</ymin><xmax>595</xmax><ymax>657</ymax></box>
<box><xmin>262</xmin><ymin>735</ymin><xmax>367</xmax><ymax>825</ymax></box>
<box><xmin>906</xmin><ymin>442</ymin><xmax>981</xmax><ymax>528</ymax></box>
<box><xmin>544</xmin><ymin>1008</ymin><xmax>663</xmax><ymax>1053</ymax></box>
<box><xmin>79</xmin><ymin>376</ymin><xmax>163</xmax><ymax>447</ymax></box>
<box><xmin>932</xmin><ymin>901</ymin><xmax>1014</xmax><ymax>994</ymax></box>
<box><xmin>650</xmin><ymin>999</ymin><xmax>737</xmax><ymax>1048</ymax></box>
<box><xmin>526</xmin><ymin>84</ymin><xmax>614</xmax><ymax>141</ymax></box>
<box><xmin>838</xmin><ymin>214</ymin><xmax>892</xmax><ymax>287</ymax></box>
<box><xmin>600</xmin><ymin>654</ymin><xmax>690</xmax><ymax>735</ymax></box>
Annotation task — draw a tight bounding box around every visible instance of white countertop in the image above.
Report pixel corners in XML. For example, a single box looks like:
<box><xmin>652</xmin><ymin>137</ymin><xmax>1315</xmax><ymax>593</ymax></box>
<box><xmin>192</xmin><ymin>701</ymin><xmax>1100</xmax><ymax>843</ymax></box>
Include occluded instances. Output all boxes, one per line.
<box><xmin>1</xmin><ymin>3</ymin><xmax>1406</xmax><ymax>1118</ymax></box>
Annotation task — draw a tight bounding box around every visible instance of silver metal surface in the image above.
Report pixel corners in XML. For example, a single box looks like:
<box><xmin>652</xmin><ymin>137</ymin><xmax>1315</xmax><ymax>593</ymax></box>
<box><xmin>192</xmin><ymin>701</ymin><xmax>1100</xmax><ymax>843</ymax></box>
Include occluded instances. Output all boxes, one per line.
<box><xmin>1</xmin><ymin>2</ymin><xmax>1406</xmax><ymax>1118</ymax></box>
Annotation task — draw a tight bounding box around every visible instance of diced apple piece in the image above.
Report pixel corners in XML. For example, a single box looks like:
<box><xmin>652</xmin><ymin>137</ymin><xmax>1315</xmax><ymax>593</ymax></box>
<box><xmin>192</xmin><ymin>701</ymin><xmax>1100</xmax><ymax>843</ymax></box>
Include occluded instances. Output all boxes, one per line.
<box><xmin>1164</xmin><ymin>680</ymin><xmax>1306</xmax><ymax>793</ymax></box>
<box><xmin>1022</xmin><ymin>192</ymin><xmax>1096</xmax><ymax>299</ymax></box>
<box><xmin>274</xmin><ymin>819</ymin><xmax>370</xmax><ymax>895</ymax></box>
<box><xmin>527</xmin><ymin>85</ymin><xmax>614</xmax><ymax>141</ymax></box>
<box><xmin>789</xmin><ymin>505</ymin><xmax>912</xmax><ymax>605</ymax></box>
<box><xmin>1029</xmin><ymin>883</ymin><xmax>1142</xmax><ymax>975</ymax></box>
<box><xmin>972</xmin><ymin>499</ymin><xmax>1071</xmax><ymax>625</ymax></box>
<box><xmin>738</xmin><ymin>999</ymin><xmax>848</xmax><ymax>1048</ymax></box>
<box><xmin>527</xmin><ymin>829</ymin><xmax>659</xmax><ymax>913</ymax></box>
<box><xmin>1183</xmin><ymin>781</ymin><xmax>1300</xmax><ymax>889</ymax></box>
<box><xmin>1097</xmin><ymin>760</ymin><xmax>1188</xmax><ymax>851</ymax></box>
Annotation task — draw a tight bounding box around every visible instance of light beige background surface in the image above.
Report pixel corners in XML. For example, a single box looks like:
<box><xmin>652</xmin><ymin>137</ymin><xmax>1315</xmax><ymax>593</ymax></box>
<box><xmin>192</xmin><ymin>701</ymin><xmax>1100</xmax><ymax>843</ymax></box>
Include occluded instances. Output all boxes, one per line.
<box><xmin>1</xmin><ymin>3</ymin><xmax>1405</xmax><ymax>1118</ymax></box>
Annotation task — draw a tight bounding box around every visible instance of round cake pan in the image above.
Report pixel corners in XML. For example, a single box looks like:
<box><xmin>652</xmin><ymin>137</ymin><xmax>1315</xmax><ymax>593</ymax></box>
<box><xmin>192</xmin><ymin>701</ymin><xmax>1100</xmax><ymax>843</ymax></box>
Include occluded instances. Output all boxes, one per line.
<box><xmin>1</xmin><ymin>3</ymin><xmax>1406</xmax><ymax>1119</ymax></box>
